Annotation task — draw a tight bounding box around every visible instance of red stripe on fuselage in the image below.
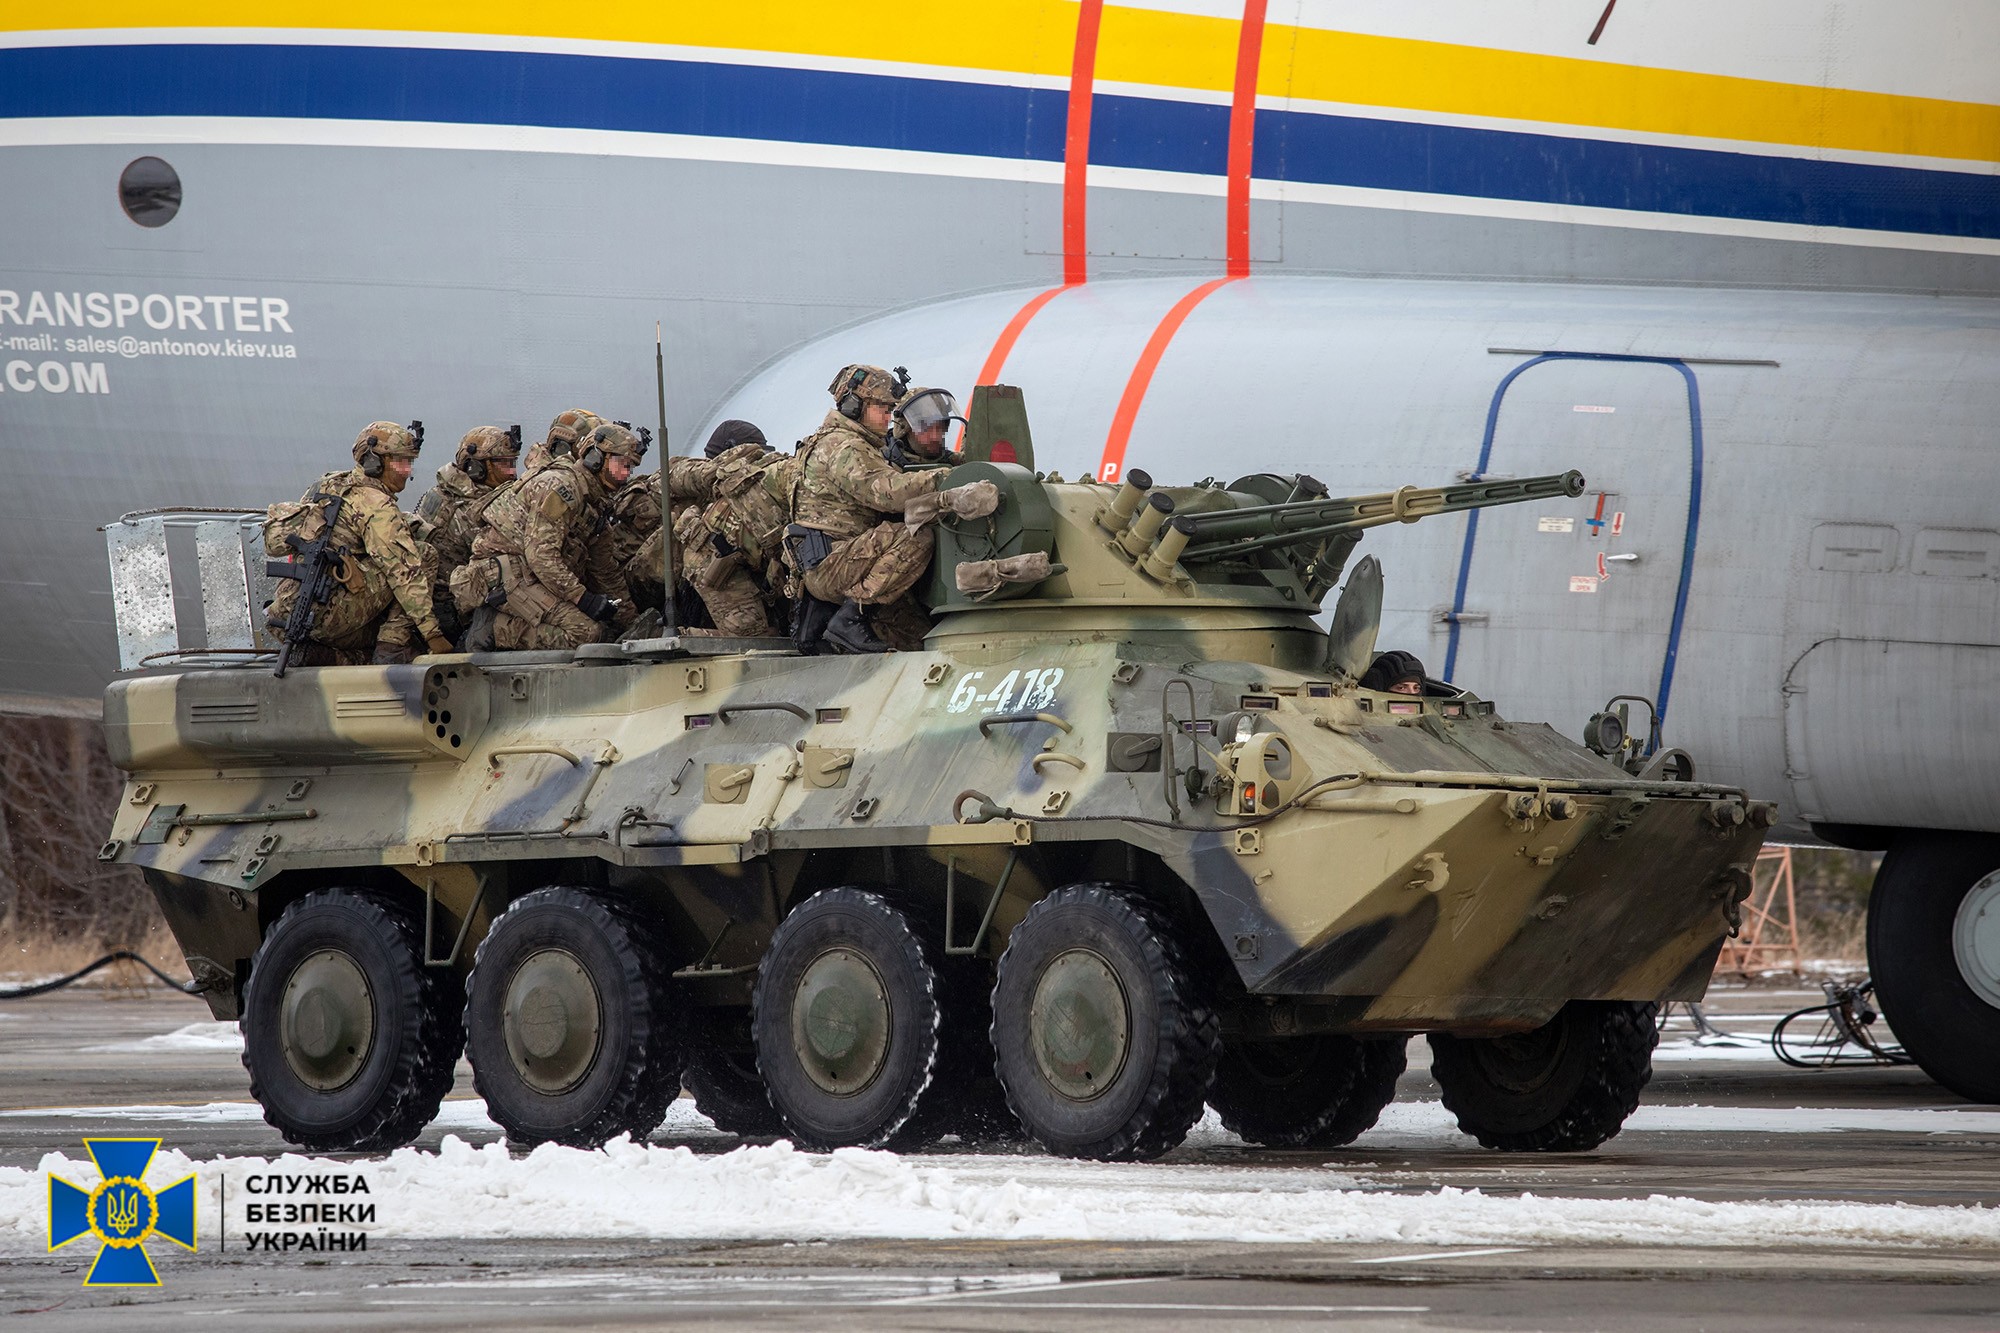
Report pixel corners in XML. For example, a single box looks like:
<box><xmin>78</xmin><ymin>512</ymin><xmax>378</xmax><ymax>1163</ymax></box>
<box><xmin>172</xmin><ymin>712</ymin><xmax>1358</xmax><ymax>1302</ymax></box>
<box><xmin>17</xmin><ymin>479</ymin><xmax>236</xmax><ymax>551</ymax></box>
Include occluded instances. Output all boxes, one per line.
<box><xmin>1064</xmin><ymin>0</ymin><xmax>1106</xmax><ymax>286</ymax></box>
<box><xmin>1226</xmin><ymin>0</ymin><xmax>1267</xmax><ymax>278</ymax></box>
<box><xmin>1094</xmin><ymin>276</ymin><xmax>1236</xmax><ymax>483</ymax></box>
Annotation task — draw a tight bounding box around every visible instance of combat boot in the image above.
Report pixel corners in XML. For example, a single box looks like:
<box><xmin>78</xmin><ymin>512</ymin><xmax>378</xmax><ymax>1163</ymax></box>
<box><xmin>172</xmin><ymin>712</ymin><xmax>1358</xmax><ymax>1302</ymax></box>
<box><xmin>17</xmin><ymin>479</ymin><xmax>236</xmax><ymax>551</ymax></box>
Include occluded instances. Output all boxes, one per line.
<box><xmin>460</xmin><ymin>605</ymin><xmax>497</xmax><ymax>653</ymax></box>
<box><xmin>822</xmin><ymin>599</ymin><xmax>889</xmax><ymax>654</ymax></box>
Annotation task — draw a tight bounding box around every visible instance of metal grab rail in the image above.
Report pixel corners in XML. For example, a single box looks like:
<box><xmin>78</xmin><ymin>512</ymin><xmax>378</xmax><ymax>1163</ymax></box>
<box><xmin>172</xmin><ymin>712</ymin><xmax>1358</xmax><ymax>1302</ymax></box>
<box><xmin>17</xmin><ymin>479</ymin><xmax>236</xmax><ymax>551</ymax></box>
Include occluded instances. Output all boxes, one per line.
<box><xmin>487</xmin><ymin>745</ymin><xmax>580</xmax><ymax>768</ymax></box>
<box><xmin>977</xmin><ymin>711</ymin><xmax>1071</xmax><ymax>738</ymax></box>
<box><xmin>718</xmin><ymin>702</ymin><xmax>810</xmax><ymax>723</ymax></box>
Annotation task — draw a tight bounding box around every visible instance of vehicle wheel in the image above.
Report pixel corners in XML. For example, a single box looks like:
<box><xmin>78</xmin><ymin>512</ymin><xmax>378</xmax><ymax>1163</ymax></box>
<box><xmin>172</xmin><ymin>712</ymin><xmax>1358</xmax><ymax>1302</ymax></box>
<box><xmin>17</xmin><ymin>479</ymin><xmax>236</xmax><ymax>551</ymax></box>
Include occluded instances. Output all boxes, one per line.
<box><xmin>682</xmin><ymin>1008</ymin><xmax>786</xmax><ymax>1137</ymax></box>
<box><xmin>751</xmin><ymin>888</ymin><xmax>941</xmax><ymax>1148</ymax></box>
<box><xmin>1429</xmin><ymin>1000</ymin><xmax>1657</xmax><ymax>1151</ymax></box>
<box><xmin>242</xmin><ymin>888</ymin><xmax>464</xmax><ymax>1152</ymax></box>
<box><xmin>990</xmin><ymin>884</ymin><xmax>1220</xmax><ymax>1161</ymax></box>
<box><xmin>465</xmin><ymin>888</ymin><xmax>683</xmax><ymax>1148</ymax></box>
<box><xmin>1209</xmin><ymin>1034</ymin><xmax>1407</xmax><ymax>1148</ymax></box>
<box><xmin>1868</xmin><ymin>834</ymin><xmax>2000</xmax><ymax>1103</ymax></box>
<box><xmin>890</xmin><ymin>961</ymin><xmax>1023</xmax><ymax>1148</ymax></box>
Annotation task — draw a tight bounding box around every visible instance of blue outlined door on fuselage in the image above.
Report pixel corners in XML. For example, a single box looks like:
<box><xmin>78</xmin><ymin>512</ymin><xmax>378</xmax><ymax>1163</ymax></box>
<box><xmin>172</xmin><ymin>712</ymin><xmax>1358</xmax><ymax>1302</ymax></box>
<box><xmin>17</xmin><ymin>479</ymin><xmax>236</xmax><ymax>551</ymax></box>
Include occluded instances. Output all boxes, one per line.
<box><xmin>1440</xmin><ymin>353</ymin><xmax>1704</xmax><ymax>745</ymax></box>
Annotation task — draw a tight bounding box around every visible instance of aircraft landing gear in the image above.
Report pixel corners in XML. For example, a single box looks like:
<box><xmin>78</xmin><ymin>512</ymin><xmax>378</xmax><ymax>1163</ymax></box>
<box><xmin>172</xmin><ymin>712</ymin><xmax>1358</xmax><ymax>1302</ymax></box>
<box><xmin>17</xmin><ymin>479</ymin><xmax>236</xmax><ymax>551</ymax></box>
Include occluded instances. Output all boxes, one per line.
<box><xmin>1867</xmin><ymin>833</ymin><xmax>2000</xmax><ymax>1104</ymax></box>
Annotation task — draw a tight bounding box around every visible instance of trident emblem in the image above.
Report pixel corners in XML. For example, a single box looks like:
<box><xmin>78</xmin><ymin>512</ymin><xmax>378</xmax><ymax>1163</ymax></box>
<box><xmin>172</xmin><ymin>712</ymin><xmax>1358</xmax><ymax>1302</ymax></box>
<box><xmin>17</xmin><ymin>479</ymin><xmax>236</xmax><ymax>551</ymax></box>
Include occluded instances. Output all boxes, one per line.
<box><xmin>49</xmin><ymin>1138</ymin><xmax>196</xmax><ymax>1285</ymax></box>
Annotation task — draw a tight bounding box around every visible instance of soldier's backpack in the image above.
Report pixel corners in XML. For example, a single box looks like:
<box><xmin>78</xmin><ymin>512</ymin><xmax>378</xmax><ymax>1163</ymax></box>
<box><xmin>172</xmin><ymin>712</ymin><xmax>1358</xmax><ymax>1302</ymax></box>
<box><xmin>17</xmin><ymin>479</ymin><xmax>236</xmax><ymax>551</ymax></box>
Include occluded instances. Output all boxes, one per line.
<box><xmin>263</xmin><ymin>477</ymin><xmax>347</xmax><ymax>558</ymax></box>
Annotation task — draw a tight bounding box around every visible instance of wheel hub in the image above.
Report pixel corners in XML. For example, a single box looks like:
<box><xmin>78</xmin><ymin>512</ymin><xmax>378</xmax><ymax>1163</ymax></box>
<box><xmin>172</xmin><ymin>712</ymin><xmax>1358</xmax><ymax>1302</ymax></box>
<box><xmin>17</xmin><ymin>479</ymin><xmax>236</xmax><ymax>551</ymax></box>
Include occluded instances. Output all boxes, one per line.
<box><xmin>280</xmin><ymin>948</ymin><xmax>375</xmax><ymax>1092</ymax></box>
<box><xmin>1473</xmin><ymin>1020</ymin><xmax>1569</xmax><ymax>1095</ymax></box>
<box><xmin>1954</xmin><ymin>871</ymin><xmax>2000</xmax><ymax>1010</ymax></box>
<box><xmin>502</xmin><ymin>948</ymin><xmax>602</xmax><ymax>1094</ymax></box>
<box><xmin>1029</xmin><ymin>949</ymin><xmax>1130</xmax><ymax>1101</ymax></box>
<box><xmin>792</xmin><ymin>948</ymin><xmax>891</xmax><ymax>1095</ymax></box>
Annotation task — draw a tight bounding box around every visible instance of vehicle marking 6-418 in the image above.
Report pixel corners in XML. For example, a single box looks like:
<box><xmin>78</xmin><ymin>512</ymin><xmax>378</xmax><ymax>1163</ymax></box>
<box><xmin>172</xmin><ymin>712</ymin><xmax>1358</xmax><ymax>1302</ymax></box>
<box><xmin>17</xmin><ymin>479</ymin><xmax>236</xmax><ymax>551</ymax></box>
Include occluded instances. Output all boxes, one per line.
<box><xmin>946</xmin><ymin>667</ymin><xmax>1064</xmax><ymax>715</ymax></box>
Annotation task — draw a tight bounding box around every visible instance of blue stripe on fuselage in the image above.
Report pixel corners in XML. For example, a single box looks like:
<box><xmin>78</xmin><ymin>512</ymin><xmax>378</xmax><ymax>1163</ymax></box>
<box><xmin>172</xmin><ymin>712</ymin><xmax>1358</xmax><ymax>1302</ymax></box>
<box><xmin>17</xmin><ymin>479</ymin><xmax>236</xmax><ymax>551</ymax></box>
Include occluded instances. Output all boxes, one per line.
<box><xmin>2</xmin><ymin>43</ymin><xmax>1994</xmax><ymax>239</ymax></box>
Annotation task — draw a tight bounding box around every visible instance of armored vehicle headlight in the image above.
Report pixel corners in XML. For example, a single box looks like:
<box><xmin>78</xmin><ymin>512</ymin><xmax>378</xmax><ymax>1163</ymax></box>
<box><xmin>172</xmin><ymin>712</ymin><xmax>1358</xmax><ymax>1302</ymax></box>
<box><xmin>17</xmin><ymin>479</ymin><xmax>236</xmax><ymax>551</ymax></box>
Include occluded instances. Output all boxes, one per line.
<box><xmin>1584</xmin><ymin>710</ymin><xmax>1626</xmax><ymax>756</ymax></box>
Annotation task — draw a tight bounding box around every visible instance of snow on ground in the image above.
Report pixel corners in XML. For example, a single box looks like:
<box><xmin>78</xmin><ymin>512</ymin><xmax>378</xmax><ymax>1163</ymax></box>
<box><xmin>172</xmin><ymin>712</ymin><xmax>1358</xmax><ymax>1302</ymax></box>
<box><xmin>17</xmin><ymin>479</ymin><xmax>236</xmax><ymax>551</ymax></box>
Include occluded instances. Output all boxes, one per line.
<box><xmin>83</xmin><ymin>1021</ymin><xmax>245</xmax><ymax>1053</ymax></box>
<box><xmin>18</xmin><ymin>1098</ymin><xmax>2000</xmax><ymax>1142</ymax></box>
<box><xmin>5</xmin><ymin>1099</ymin><xmax>1998</xmax><ymax>1252</ymax></box>
<box><xmin>3</xmin><ymin>1121</ymin><xmax>1994</xmax><ymax>1251</ymax></box>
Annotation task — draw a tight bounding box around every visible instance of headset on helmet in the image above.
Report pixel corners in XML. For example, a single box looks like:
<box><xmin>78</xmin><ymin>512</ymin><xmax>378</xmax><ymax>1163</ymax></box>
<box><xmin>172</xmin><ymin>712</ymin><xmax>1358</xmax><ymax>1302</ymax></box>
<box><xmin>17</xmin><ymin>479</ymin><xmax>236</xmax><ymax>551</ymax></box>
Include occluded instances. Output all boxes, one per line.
<box><xmin>829</xmin><ymin>364</ymin><xmax>900</xmax><ymax>421</ymax></box>
<box><xmin>353</xmin><ymin>420</ymin><xmax>422</xmax><ymax>478</ymax></box>
<box><xmin>580</xmin><ymin>422</ymin><xmax>645</xmax><ymax>472</ymax></box>
<box><xmin>457</xmin><ymin>424</ymin><xmax>523</xmax><ymax>485</ymax></box>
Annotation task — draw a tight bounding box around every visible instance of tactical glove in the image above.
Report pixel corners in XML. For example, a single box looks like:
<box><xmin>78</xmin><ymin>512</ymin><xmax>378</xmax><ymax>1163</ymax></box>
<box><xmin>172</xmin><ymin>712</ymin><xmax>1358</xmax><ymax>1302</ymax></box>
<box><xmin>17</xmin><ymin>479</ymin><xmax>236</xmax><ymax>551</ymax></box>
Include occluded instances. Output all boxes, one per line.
<box><xmin>578</xmin><ymin>591</ymin><xmax>619</xmax><ymax>623</ymax></box>
<box><xmin>904</xmin><ymin>480</ymin><xmax>1000</xmax><ymax>530</ymax></box>
<box><xmin>954</xmin><ymin>551</ymin><xmax>1060</xmax><ymax>600</ymax></box>
<box><xmin>424</xmin><ymin>632</ymin><xmax>455</xmax><ymax>656</ymax></box>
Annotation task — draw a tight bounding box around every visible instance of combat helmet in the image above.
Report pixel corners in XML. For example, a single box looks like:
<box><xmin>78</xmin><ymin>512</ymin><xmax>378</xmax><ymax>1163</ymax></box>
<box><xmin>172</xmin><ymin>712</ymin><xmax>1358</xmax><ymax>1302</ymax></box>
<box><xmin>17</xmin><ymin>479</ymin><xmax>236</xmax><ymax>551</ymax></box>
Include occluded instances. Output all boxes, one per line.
<box><xmin>353</xmin><ymin>420</ymin><xmax>424</xmax><ymax>480</ymax></box>
<box><xmin>893</xmin><ymin>387</ymin><xmax>958</xmax><ymax>440</ymax></box>
<box><xmin>829</xmin><ymin>365</ymin><xmax>903</xmax><ymax>421</ymax></box>
<box><xmin>579</xmin><ymin>421</ymin><xmax>650</xmax><ymax>474</ymax></box>
<box><xmin>456</xmin><ymin>424</ymin><xmax>523</xmax><ymax>485</ymax></box>
<box><xmin>522</xmin><ymin>408</ymin><xmax>604</xmax><ymax>473</ymax></box>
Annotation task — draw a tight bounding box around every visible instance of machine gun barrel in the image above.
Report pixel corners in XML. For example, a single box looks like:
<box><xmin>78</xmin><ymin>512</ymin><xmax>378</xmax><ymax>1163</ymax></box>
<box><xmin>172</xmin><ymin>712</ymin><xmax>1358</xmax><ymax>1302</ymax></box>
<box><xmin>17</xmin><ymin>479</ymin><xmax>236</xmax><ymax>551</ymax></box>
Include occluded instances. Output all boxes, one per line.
<box><xmin>1179</xmin><ymin>470</ymin><xmax>1584</xmax><ymax>560</ymax></box>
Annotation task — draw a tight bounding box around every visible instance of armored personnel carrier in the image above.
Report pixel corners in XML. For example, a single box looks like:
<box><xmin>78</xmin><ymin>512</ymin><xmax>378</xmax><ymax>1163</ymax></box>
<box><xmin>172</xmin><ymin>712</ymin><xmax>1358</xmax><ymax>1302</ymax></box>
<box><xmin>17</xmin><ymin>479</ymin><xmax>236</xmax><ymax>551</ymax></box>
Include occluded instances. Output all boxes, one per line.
<box><xmin>99</xmin><ymin>393</ymin><xmax>1773</xmax><ymax>1161</ymax></box>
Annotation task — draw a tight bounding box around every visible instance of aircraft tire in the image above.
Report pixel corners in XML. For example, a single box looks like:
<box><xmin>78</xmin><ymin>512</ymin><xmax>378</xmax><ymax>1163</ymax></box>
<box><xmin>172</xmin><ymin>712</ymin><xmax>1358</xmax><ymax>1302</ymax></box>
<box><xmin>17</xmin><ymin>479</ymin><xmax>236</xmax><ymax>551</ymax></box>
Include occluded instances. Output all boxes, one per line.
<box><xmin>1209</xmin><ymin>1033</ymin><xmax>1408</xmax><ymax>1148</ymax></box>
<box><xmin>751</xmin><ymin>888</ymin><xmax>941</xmax><ymax>1149</ymax></box>
<box><xmin>1868</xmin><ymin>833</ymin><xmax>2000</xmax><ymax>1104</ymax></box>
<box><xmin>1430</xmin><ymin>1000</ymin><xmax>1657</xmax><ymax>1152</ymax></box>
<box><xmin>242</xmin><ymin>888</ymin><xmax>464</xmax><ymax>1152</ymax></box>
<box><xmin>682</xmin><ymin>1009</ymin><xmax>786</xmax><ymax>1137</ymax></box>
<box><xmin>465</xmin><ymin>887</ymin><xmax>683</xmax><ymax>1148</ymax></box>
<box><xmin>990</xmin><ymin>885</ymin><xmax>1220</xmax><ymax>1162</ymax></box>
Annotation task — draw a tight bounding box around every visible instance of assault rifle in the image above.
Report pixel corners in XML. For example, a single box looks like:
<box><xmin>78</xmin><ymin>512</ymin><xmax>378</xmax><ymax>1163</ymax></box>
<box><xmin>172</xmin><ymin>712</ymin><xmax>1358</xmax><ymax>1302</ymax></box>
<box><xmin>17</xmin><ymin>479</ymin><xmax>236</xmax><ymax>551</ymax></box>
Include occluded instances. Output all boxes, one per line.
<box><xmin>265</xmin><ymin>492</ymin><xmax>347</xmax><ymax>677</ymax></box>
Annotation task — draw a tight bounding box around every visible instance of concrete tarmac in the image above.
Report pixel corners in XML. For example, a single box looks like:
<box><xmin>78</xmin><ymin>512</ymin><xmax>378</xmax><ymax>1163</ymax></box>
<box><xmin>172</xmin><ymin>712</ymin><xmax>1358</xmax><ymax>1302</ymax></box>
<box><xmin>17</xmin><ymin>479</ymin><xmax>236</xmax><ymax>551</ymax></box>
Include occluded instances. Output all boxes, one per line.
<box><xmin>3</xmin><ymin>981</ymin><xmax>1996</xmax><ymax>1330</ymax></box>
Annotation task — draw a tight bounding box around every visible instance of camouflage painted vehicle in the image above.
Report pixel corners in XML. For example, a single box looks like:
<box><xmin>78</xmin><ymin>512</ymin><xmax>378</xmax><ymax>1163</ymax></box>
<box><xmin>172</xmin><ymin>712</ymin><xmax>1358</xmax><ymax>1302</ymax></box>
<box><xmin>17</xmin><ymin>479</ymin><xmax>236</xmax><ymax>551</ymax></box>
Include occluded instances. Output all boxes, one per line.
<box><xmin>100</xmin><ymin>397</ymin><xmax>1773</xmax><ymax>1161</ymax></box>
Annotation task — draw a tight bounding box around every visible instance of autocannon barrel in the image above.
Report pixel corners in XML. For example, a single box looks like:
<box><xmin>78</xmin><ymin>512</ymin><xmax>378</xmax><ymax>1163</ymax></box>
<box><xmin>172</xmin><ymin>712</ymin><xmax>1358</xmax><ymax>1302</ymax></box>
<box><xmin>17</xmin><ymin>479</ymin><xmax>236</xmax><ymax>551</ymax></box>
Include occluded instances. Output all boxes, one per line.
<box><xmin>1177</xmin><ymin>469</ymin><xmax>1585</xmax><ymax>559</ymax></box>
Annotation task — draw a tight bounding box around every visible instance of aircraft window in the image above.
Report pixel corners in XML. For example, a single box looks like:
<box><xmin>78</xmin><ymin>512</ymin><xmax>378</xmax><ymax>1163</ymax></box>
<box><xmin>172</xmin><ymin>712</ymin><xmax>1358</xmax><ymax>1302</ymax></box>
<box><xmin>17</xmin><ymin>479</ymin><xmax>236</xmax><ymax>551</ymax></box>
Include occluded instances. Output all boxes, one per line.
<box><xmin>118</xmin><ymin>157</ymin><xmax>182</xmax><ymax>228</ymax></box>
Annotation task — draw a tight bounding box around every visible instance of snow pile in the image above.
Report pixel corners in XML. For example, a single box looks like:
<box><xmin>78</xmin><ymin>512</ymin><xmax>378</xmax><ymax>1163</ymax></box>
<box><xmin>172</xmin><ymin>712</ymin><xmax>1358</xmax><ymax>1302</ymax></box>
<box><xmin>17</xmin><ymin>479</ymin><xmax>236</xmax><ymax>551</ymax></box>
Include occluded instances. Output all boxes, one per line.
<box><xmin>17</xmin><ymin>1097</ymin><xmax>2000</xmax><ymax>1143</ymax></box>
<box><xmin>84</xmin><ymin>1021</ymin><xmax>245</xmax><ymax>1053</ymax></box>
<box><xmin>4</xmin><ymin>1126</ymin><xmax>1995</xmax><ymax>1251</ymax></box>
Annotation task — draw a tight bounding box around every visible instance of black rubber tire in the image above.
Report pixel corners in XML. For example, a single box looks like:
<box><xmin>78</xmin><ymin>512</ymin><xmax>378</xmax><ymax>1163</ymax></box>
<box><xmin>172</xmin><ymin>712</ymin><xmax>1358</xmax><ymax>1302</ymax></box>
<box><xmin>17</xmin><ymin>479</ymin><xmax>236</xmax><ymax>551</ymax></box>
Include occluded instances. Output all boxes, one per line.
<box><xmin>890</xmin><ymin>959</ymin><xmax>1024</xmax><ymax>1148</ymax></box>
<box><xmin>1209</xmin><ymin>1034</ymin><xmax>1407</xmax><ymax>1148</ymax></box>
<box><xmin>1868</xmin><ymin>833</ymin><xmax>2000</xmax><ymax>1104</ymax></box>
<box><xmin>465</xmin><ymin>888</ymin><xmax>683</xmax><ymax>1148</ymax></box>
<box><xmin>242</xmin><ymin>888</ymin><xmax>464</xmax><ymax>1152</ymax></box>
<box><xmin>682</xmin><ymin>1007</ymin><xmax>787</xmax><ymax>1137</ymax></box>
<box><xmin>751</xmin><ymin>887</ymin><xmax>941</xmax><ymax>1149</ymax></box>
<box><xmin>991</xmin><ymin>884</ymin><xmax>1221</xmax><ymax>1161</ymax></box>
<box><xmin>1429</xmin><ymin>1000</ymin><xmax>1657</xmax><ymax>1152</ymax></box>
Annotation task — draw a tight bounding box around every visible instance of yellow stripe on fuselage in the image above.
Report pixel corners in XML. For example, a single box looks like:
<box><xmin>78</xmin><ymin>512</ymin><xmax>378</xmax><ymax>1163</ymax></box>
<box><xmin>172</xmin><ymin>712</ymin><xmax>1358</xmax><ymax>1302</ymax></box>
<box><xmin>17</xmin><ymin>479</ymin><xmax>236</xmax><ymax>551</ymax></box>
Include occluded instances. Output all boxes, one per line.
<box><xmin>11</xmin><ymin>0</ymin><xmax>1999</xmax><ymax>166</ymax></box>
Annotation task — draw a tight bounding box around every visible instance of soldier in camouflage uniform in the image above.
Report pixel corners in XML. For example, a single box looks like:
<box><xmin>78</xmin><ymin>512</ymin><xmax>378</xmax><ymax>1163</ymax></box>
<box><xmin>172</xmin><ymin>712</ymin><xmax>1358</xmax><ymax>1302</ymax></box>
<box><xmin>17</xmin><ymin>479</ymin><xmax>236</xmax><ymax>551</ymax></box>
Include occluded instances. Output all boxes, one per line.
<box><xmin>786</xmin><ymin>365</ymin><xmax>997</xmax><ymax>653</ymax></box>
<box><xmin>669</xmin><ymin>434</ymin><xmax>796</xmax><ymax>637</ymax></box>
<box><xmin>602</xmin><ymin>447</ymin><xmax>735</xmax><ymax>617</ymax></box>
<box><xmin>611</xmin><ymin>422</ymin><xmax>763</xmax><ymax>618</ymax></box>
<box><xmin>520</xmin><ymin>408</ymin><xmax>605</xmax><ymax>477</ymax></box>
<box><xmin>265</xmin><ymin>422</ymin><xmax>451</xmax><ymax>666</ymax></box>
<box><xmin>414</xmin><ymin>424</ymin><xmax>522</xmax><ymax>643</ymax></box>
<box><xmin>887</xmin><ymin>387</ymin><xmax>962</xmax><ymax>469</ymax></box>
<box><xmin>457</xmin><ymin>421</ymin><xmax>647</xmax><ymax>650</ymax></box>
